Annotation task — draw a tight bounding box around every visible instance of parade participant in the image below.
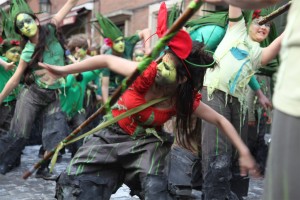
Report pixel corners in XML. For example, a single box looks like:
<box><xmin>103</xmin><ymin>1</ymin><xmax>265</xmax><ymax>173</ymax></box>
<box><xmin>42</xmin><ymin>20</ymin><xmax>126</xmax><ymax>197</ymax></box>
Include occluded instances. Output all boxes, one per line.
<box><xmin>0</xmin><ymin>39</ymin><xmax>21</xmax><ymax>134</ymax></box>
<box><xmin>0</xmin><ymin>8</ymin><xmax>22</xmax><ymax>173</ymax></box>
<box><xmin>201</xmin><ymin>4</ymin><xmax>284</xmax><ymax>199</ymax></box>
<box><xmin>96</xmin><ymin>13</ymin><xmax>151</xmax><ymax>104</ymax></box>
<box><xmin>263</xmin><ymin>1</ymin><xmax>300</xmax><ymax>199</ymax></box>
<box><xmin>37</xmin><ymin>19</ymin><xmax>259</xmax><ymax>199</ymax></box>
<box><xmin>0</xmin><ymin>0</ymin><xmax>79</xmax><ymax>178</ymax></box>
<box><xmin>133</xmin><ymin>47</ymin><xmax>145</xmax><ymax>62</ymax></box>
<box><xmin>246</xmin><ymin>9</ymin><xmax>279</xmax><ymax>175</ymax></box>
<box><xmin>61</xmin><ymin>33</ymin><xmax>102</xmax><ymax>157</ymax></box>
<box><xmin>0</xmin><ymin>39</ymin><xmax>22</xmax><ymax>173</ymax></box>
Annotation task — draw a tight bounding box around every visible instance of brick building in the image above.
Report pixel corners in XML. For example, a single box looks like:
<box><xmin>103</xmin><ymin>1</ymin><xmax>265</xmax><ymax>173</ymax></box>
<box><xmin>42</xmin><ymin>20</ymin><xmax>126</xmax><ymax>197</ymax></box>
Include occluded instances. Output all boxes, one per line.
<box><xmin>0</xmin><ymin>0</ymin><xmax>288</xmax><ymax>49</ymax></box>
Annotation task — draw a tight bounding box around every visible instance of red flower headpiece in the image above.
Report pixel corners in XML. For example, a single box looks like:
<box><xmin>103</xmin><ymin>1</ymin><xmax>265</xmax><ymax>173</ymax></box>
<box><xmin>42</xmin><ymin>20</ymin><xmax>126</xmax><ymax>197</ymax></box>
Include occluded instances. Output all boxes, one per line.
<box><xmin>156</xmin><ymin>2</ymin><xmax>192</xmax><ymax>60</ymax></box>
<box><xmin>10</xmin><ymin>40</ymin><xmax>20</xmax><ymax>46</ymax></box>
<box><xmin>104</xmin><ymin>38</ymin><xmax>113</xmax><ymax>47</ymax></box>
<box><xmin>252</xmin><ymin>10</ymin><xmax>261</xmax><ymax>19</ymax></box>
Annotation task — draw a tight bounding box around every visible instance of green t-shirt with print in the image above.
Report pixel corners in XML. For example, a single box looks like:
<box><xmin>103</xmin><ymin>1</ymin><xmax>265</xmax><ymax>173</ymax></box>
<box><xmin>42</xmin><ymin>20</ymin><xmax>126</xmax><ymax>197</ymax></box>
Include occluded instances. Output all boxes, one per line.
<box><xmin>0</xmin><ymin>56</ymin><xmax>20</xmax><ymax>102</ymax></box>
<box><xmin>20</xmin><ymin>24</ymin><xmax>66</xmax><ymax>89</ymax></box>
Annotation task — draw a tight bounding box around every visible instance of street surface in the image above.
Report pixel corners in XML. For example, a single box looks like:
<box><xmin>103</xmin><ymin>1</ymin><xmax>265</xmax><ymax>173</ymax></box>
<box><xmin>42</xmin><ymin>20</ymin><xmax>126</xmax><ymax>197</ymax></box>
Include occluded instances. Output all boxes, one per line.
<box><xmin>0</xmin><ymin>145</ymin><xmax>263</xmax><ymax>200</ymax></box>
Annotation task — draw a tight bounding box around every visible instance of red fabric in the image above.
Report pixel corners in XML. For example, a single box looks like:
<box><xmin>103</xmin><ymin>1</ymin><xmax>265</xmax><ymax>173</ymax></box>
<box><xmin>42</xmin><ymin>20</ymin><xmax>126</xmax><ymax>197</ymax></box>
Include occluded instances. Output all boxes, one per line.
<box><xmin>169</xmin><ymin>30</ymin><xmax>192</xmax><ymax>59</ymax></box>
<box><xmin>112</xmin><ymin>62</ymin><xmax>201</xmax><ymax>135</ymax></box>
<box><xmin>156</xmin><ymin>2</ymin><xmax>167</xmax><ymax>38</ymax></box>
<box><xmin>252</xmin><ymin>10</ymin><xmax>261</xmax><ymax>19</ymax></box>
<box><xmin>155</xmin><ymin>2</ymin><xmax>192</xmax><ymax>59</ymax></box>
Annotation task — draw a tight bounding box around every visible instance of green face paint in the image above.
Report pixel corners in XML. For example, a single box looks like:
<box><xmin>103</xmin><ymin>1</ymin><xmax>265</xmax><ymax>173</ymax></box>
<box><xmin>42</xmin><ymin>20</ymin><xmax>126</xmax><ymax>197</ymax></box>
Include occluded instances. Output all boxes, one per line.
<box><xmin>16</xmin><ymin>13</ymin><xmax>38</xmax><ymax>37</ymax></box>
<box><xmin>75</xmin><ymin>48</ymin><xmax>87</xmax><ymax>60</ymax></box>
<box><xmin>112</xmin><ymin>36</ymin><xmax>125</xmax><ymax>54</ymax></box>
<box><xmin>134</xmin><ymin>49</ymin><xmax>145</xmax><ymax>62</ymax></box>
<box><xmin>5</xmin><ymin>47</ymin><xmax>21</xmax><ymax>63</ymax></box>
<box><xmin>155</xmin><ymin>54</ymin><xmax>177</xmax><ymax>85</ymax></box>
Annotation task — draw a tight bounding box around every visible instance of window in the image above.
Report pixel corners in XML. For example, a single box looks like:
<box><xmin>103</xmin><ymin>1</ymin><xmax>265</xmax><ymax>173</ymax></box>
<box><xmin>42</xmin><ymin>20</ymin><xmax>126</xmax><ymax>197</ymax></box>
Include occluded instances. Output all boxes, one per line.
<box><xmin>39</xmin><ymin>0</ymin><xmax>51</xmax><ymax>13</ymax></box>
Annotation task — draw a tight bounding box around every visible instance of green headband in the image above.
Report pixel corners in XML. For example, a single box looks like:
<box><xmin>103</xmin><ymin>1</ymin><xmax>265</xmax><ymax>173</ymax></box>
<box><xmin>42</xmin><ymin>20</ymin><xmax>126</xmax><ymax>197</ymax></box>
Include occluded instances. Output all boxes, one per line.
<box><xmin>95</xmin><ymin>13</ymin><xmax>123</xmax><ymax>41</ymax></box>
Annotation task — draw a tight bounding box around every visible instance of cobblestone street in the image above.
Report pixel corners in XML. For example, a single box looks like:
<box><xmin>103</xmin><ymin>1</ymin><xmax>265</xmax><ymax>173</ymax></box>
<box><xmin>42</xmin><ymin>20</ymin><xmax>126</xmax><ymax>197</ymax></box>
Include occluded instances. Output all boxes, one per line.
<box><xmin>0</xmin><ymin>145</ymin><xmax>264</xmax><ymax>199</ymax></box>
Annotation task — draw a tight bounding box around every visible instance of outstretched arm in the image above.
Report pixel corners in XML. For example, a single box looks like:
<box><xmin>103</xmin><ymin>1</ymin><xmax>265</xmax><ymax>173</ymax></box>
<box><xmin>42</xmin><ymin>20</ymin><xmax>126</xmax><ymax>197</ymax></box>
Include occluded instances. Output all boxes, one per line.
<box><xmin>194</xmin><ymin>102</ymin><xmax>260</xmax><ymax>177</ymax></box>
<box><xmin>228</xmin><ymin>5</ymin><xmax>243</xmax><ymax>28</ymax></box>
<box><xmin>37</xmin><ymin>55</ymin><xmax>138</xmax><ymax>82</ymax></box>
<box><xmin>204</xmin><ymin>0</ymin><xmax>281</xmax><ymax>9</ymax></box>
<box><xmin>51</xmin><ymin>0</ymin><xmax>79</xmax><ymax>26</ymax></box>
<box><xmin>261</xmin><ymin>32</ymin><xmax>284</xmax><ymax>66</ymax></box>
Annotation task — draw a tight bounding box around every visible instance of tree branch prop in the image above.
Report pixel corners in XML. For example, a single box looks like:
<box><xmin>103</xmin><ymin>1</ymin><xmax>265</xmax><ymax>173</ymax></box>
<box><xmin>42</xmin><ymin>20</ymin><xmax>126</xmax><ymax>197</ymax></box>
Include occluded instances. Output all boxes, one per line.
<box><xmin>22</xmin><ymin>0</ymin><xmax>204</xmax><ymax>180</ymax></box>
<box><xmin>258</xmin><ymin>1</ymin><xmax>292</xmax><ymax>25</ymax></box>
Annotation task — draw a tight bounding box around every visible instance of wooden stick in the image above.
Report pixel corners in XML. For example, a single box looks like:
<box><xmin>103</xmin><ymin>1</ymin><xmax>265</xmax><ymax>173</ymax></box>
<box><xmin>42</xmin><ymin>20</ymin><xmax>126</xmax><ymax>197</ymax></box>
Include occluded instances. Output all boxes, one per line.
<box><xmin>22</xmin><ymin>0</ymin><xmax>204</xmax><ymax>180</ymax></box>
<box><xmin>258</xmin><ymin>1</ymin><xmax>292</xmax><ymax>25</ymax></box>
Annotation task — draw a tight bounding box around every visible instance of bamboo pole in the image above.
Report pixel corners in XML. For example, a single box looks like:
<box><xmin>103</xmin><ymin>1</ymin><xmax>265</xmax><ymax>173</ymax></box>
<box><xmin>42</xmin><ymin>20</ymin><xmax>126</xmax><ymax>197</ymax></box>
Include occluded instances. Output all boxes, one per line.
<box><xmin>258</xmin><ymin>1</ymin><xmax>292</xmax><ymax>25</ymax></box>
<box><xmin>22</xmin><ymin>0</ymin><xmax>204</xmax><ymax>180</ymax></box>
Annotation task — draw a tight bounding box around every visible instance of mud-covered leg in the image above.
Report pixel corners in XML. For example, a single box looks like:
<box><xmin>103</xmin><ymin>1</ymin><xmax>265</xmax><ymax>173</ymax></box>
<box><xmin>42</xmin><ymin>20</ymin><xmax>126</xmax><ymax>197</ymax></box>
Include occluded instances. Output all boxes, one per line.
<box><xmin>56</xmin><ymin>170</ymin><xmax>122</xmax><ymax>200</ymax></box>
<box><xmin>167</xmin><ymin>146</ymin><xmax>202</xmax><ymax>199</ymax></box>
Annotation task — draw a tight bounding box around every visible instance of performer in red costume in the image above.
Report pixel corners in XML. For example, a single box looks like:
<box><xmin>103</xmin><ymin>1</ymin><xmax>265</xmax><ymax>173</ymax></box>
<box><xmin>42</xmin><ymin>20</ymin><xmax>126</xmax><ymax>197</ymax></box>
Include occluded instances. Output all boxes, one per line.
<box><xmin>37</xmin><ymin>3</ymin><xmax>259</xmax><ymax>199</ymax></box>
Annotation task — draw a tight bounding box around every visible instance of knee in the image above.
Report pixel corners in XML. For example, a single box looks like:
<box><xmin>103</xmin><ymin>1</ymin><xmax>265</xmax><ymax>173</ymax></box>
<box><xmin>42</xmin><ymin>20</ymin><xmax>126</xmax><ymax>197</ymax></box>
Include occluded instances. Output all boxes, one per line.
<box><xmin>142</xmin><ymin>174</ymin><xmax>172</xmax><ymax>200</ymax></box>
<box><xmin>56</xmin><ymin>172</ymin><xmax>113</xmax><ymax>200</ymax></box>
<box><xmin>202</xmin><ymin>154</ymin><xmax>233</xmax><ymax>197</ymax></box>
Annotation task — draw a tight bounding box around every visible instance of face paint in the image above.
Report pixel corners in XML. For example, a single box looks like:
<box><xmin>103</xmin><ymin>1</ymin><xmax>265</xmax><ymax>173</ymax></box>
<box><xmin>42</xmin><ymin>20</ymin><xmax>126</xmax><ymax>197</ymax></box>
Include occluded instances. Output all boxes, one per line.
<box><xmin>134</xmin><ymin>50</ymin><xmax>145</xmax><ymax>62</ymax></box>
<box><xmin>75</xmin><ymin>48</ymin><xmax>87</xmax><ymax>60</ymax></box>
<box><xmin>90</xmin><ymin>50</ymin><xmax>97</xmax><ymax>56</ymax></box>
<box><xmin>5</xmin><ymin>47</ymin><xmax>21</xmax><ymax>63</ymax></box>
<box><xmin>112</xmin><ymin>36</ymin><xmax>125</xmax><ymax>54</ymax></box>
<box><xmin>155</xmin><ymin>54</ymin><xmax>177</xmax><ymax>85</ymax></box>
<box><xmin>16</xmin><ymin>13</ymin><xmax>38</xmax><ymax>37</ymax></box>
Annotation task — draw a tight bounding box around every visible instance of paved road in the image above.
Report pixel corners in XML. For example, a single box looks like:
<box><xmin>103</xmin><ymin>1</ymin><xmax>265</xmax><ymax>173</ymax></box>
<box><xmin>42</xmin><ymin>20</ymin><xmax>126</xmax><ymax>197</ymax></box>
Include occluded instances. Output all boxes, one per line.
<box><xmin>0</xmin><ymin>145</ymin><xmax>263</xmax><ymax>199</ymax></box>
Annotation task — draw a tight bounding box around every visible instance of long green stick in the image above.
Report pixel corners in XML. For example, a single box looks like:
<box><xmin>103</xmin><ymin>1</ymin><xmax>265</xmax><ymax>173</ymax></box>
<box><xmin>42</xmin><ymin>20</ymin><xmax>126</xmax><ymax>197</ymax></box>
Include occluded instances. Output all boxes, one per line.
<box><xmin>22</xmin><ymin>0</ymin><xmax>203</xmax><ymax>180</ymax></box>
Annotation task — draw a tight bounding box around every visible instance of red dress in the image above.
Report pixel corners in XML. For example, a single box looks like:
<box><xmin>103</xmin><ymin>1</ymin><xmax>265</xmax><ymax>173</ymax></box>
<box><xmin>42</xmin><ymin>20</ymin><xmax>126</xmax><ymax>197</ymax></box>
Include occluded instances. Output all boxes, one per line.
<box><xmin>112</xmin><ymin>62</ymin><xmax>201</xmax><ymax>137</ymax></box>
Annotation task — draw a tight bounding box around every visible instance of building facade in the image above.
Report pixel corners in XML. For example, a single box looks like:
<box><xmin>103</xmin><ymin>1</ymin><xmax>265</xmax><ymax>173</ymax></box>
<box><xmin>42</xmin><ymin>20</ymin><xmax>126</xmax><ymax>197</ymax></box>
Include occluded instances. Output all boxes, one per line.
<box><xmin>0</xmin><ymin>0</ymin><xmax>288</xmax><ymax>49</ymax></box>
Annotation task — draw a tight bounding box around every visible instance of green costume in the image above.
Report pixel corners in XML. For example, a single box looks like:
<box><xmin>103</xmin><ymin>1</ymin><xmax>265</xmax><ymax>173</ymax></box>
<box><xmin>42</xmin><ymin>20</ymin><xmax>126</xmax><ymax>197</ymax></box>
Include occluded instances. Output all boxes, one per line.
<box><xmin>102</xmin><ymin>34</ymin><xmax>140</xmax><ymax>94</ymax></box>
<box><xmin>60</xmin><ymin>70</ymin><xmax>101</xmax><ymax>119</ymax></box>
<box><xmin>21</xmin><ymin>24</ymin><xmax>66</xmax><ymax>89</ymax></box>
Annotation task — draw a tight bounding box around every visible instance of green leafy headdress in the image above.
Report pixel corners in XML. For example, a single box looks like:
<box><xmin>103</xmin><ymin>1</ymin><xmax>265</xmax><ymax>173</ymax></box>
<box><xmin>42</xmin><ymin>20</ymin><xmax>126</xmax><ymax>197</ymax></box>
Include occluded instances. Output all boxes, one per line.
<box><xmin>95</xmin><ymin>13</ymin><xmax>123</xmax><ymax>42</ymax></box>
<box><xmin>0</xmin><ymin>7</ymin><xmax>21</xmax><ymax>55</ymax></box>
<box><xmin>167</xmin><ymin>1</ymin><xmax>184</xmax><ymax>28</ymax></box>
<box><xmin>10</xmin><ymin>0</ymin><xmax>34</xmax><ymax>21</ymax></box>
<box><xmin>0</xmin><ymin>8</ymin><xmax>20</xmax><ymax>40</ymax></box>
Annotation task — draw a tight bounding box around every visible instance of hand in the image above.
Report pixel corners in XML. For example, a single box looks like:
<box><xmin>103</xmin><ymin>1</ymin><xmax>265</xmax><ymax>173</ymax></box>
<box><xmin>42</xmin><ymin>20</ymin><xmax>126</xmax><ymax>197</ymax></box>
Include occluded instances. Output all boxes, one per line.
<box><xmin>34</xmin><ymin>69</ymin><xmax>63</xmax><ymax>86</ymax></box>
<box><xmin>4</xmin><ymin>62</ymin><xmax>16</xmax><ymax>71</ymax></box>
<box><xmin>239</xmin><ymin>150</ymin><xmax>260</xmax><ymax>178</ymax></box>
<box><xmin>38</xmin><ymin>62</ymin><xmax>66</xmax><ymax>77</ymax></box>
<box><xmin>256</xmin><ymin>90</ymin><xmax>272</xmax><ymax>110</ymax></box>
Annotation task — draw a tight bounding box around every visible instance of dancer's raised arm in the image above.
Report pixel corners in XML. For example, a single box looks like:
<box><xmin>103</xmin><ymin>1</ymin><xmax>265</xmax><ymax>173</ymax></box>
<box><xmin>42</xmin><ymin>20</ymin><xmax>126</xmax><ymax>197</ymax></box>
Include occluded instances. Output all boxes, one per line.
<box><xmin>51</xmin><ymin>0</ymin><xmax>79</xmax><ymax>26</ymax></box>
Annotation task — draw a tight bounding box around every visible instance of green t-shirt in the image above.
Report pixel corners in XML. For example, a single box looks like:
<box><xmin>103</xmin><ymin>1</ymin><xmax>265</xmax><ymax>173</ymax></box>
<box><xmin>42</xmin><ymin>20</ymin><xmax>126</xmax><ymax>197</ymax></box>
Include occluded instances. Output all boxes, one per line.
<box><xmin>60</xmin><ymin>70</ymin><xmax>101</xmax><ymax>119</ymax></box>
<box><xmin>0</xmin><ymin>56</ymin><xmax>20</xmax><ymax>102</ymax></box>
<box><xmin>102</xmin><ymin>33</ymin><xmax>140</xmax><ymax>93</ymax></box>
<box><xmin>20</xmin><ymin>24</ymin><xmax>66</xmax><ymax>89</ymax></box>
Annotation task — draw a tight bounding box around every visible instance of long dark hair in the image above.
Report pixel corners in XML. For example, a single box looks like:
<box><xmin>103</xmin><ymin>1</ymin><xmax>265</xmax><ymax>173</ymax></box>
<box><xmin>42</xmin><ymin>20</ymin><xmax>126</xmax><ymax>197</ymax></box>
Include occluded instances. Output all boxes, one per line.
<box><xmin>170</xmin><ymin>41</ymin><xmax>215</xmax><ymax>153</ymax></box>
<box><xmin>14</xmin><ymin>12</ymin><xmax>66</xmax><ymax>85</ymax></box>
